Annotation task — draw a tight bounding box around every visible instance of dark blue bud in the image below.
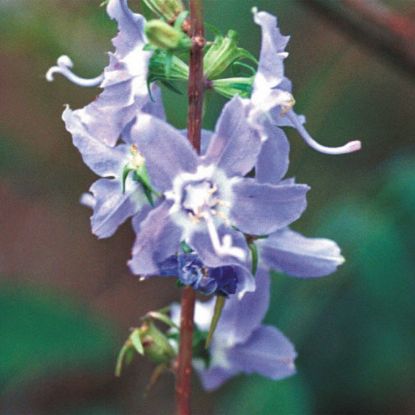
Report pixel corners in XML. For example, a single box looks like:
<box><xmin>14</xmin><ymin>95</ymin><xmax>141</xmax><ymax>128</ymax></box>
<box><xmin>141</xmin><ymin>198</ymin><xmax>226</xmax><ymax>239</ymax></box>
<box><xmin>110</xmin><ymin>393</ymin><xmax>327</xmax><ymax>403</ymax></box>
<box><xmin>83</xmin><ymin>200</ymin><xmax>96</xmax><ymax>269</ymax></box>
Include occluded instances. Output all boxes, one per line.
<box><xmin>178</xmin><ymin>254</ymin><xmax>204</xmax><ymax>286</ymax></box>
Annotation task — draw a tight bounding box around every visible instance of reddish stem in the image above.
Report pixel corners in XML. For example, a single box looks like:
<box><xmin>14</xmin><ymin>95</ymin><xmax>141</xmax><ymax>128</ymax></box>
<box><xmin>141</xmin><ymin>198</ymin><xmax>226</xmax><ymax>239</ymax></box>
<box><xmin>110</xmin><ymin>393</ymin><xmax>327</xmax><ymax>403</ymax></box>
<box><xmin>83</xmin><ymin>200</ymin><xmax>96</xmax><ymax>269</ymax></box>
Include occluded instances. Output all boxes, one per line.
<box><xmin>175</xmin><ymin>1</ymin><xmax>205</xmax><ymax>415</ymax></box>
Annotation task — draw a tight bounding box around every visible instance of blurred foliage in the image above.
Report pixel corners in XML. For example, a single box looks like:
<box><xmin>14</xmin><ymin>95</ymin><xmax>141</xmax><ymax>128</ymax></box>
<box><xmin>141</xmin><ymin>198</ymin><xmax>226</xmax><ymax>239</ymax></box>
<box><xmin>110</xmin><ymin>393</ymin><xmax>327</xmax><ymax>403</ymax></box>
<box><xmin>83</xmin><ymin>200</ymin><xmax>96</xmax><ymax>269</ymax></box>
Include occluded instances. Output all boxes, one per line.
<box><xmin>0</xmin><ymin>0</ymin><xmax>414</xmax><ymax>414</ymax></box>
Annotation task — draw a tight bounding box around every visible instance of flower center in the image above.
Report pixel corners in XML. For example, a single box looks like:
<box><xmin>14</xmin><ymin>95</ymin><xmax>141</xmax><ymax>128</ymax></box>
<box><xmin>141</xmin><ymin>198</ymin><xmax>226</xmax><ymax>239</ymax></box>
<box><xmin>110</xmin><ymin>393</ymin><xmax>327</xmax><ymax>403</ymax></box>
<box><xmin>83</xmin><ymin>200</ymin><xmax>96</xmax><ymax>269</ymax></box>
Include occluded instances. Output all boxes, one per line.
<box><xmin>182</xmin><ymin>180</ymin><xmax>219</xmax><ymax>221</ymax></box>
<box><xmin>128</xmin><ymin>144</ymin><xmax>145</xmax><ymax>170</ymax></box>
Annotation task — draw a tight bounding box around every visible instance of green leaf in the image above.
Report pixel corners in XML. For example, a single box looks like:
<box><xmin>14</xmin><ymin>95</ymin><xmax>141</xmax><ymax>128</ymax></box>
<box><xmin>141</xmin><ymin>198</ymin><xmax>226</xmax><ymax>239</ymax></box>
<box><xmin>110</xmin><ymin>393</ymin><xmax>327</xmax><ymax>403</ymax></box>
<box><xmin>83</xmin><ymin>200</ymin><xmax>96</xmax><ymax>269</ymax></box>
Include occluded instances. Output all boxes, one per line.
<box><xmin>248</xmin><ymin>241</ymin><xmax>258</xmax><ymax>275</ymax></box>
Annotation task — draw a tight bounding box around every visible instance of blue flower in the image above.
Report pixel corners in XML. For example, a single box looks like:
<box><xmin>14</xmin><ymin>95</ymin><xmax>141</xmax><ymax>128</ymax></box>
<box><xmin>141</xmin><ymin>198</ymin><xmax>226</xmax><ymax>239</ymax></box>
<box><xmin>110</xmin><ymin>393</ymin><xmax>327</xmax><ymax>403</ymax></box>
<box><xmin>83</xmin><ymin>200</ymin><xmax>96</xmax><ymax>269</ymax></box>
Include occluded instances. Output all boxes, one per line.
<box><xmin>127</xmin><ymin>96</ymin><xmax>309</xmax><ymax>293</ymax></box>
<box><xmin>171</xmin><ymin>270</ymin><xmax>297</xmax><ymax>390</ymax></box>
<box><xmin>47</xmin><ymin>0</ymin><xmax>164</xmax><ymax>147</ymax></box>
<box><xmin>247</xmin><ymin>8</ymin><xmax>361</xmax><ymax>156</ymax></box>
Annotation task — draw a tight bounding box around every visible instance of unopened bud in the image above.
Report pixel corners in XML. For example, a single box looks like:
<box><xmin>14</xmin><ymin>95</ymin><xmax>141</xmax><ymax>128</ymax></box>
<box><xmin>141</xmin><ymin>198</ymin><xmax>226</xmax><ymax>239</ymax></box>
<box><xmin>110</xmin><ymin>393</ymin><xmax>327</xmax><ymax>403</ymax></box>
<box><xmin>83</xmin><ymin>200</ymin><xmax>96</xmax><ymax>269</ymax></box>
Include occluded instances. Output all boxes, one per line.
<box><xmin>145</xmin><ymin>20</ymin><xmax>190</xmax><ymax>50</ymax></box>
<box><xmin>143</xmin><ymin>0</ymin><xmax>185</xmax><ymax>22</ymax></box>
<box><xmin>141</xmin><ymin>322</ymin><xmax>176</xmax><ymax>364</ymax></box>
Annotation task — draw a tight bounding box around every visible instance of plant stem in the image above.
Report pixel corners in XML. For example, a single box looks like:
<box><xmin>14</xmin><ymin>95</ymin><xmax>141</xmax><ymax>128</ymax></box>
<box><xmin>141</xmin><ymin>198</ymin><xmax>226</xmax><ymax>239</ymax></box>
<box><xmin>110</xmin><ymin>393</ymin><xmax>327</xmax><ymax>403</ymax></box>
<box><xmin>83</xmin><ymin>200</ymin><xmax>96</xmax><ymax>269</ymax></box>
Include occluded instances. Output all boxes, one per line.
<box><xmin>175</xmin><ymin>1</ymin><xmax>204</xmax><ymax>414</ymax></box>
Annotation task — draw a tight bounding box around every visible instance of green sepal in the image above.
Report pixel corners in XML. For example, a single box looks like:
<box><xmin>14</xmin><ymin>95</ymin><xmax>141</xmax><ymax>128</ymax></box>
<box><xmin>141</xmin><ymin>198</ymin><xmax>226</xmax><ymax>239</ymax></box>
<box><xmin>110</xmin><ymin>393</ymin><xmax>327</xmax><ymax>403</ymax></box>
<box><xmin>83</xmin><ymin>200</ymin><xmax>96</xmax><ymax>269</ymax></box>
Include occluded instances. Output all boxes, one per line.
<box><xmin>180</xmin><ymin>241</ymin><xmax>193</xmax><ymax>253</ymax></box>
<box><xmin>160</xmin><ymin>80</ymin><xmax>183</xmax><ymax>95</ymax></box>
<box><xmin>145</xmin><ymin>311</ymin><xmax>179</xmax><ymax>329</ymax></box>
<box><xmin>133</xmin><ymin>166</ymin><xmax>155</xmax><ymax>206</ymax></box>
<box><xmin>130</xmin><ymin>328</ymin><xmax>145</xmax><ymax>355</ymax></box>
<box><xmin>115</xmin><ymin>339</ymin><xmax>134</xmax><ymax>377</ymax></box>
<box><xmin>148</xmin><ymin>50</ymin><xmax>189</xmax><ymax>82</ymax></box>
<box><xmin>174</xmin><ymin>11</ymin><xmax>189</xmax><ymax>30</ymax></box>
<box><xmin>211</xmin><ymin>76</ymin><xmax>254</xmax><ymax>99</ymax></box>
<box><xmin>122</xmin><ymin>164</ymin><xmax>132</xmax><ymax>193</ymax></box>
<box><xmin>232</xmin><ymin>61</ymin><xmax>256</xmax><ymax>76</ymax></box>
<box><xmin>204</xmin><ymin>30</ymin><xmax>257</xmax><ymax>80</ymax></box>
<box><xmin>205</xmin><ymin>295</ymin><xmax>226</xmax><ymax>348</ymax></box>
<box><xmin>248</xmin><ymin>241</ymin><xmax>259</xmax><ymax>276</ymax></box>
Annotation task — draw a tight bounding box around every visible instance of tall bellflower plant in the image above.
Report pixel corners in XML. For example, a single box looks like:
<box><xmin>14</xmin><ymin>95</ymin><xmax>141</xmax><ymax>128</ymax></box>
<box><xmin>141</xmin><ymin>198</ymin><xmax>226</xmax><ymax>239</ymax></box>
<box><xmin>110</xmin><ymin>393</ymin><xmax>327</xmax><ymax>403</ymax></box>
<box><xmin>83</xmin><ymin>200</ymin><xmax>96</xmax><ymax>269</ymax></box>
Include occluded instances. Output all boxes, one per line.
<box><xmin>47</xmin><ymin>0</ymin><xmax>360</xmax><ymax>413</ymax></box>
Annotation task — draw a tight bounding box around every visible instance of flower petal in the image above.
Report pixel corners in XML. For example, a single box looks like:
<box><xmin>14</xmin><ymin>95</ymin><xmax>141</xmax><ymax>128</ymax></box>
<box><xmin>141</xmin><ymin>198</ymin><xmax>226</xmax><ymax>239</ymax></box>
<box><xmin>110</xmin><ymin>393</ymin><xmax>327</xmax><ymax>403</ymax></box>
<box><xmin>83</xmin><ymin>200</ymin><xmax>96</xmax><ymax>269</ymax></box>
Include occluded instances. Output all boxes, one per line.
<box><xmin>256</xmin><ymin>125</ymin><xmax>289</xmax><ymax>184</ymax></box>
<box><xmin>203</xmin><ymin>96</ymin><xmax>261</xmax><ymax>177</ymax></box>
<box><xmin>195</xmin><ymin>364</ymin><xmax>239</xmax><ymax>392</ymax></box>
<box><xmin>215</xmin><ymin>268</ymin><xmax>270</xmax><ymax>346</ymax></box>
<box><xmin>74</xmin><ymin>0</ymin><xmax>151</xmax><ymax>147</ymax></box>
<box><xmin>258</xmin><ymin>228</ymin><xmax>345</xmax><ymax>277</ymax></box>
<box><xmin>89</xmin><ymin>177</ymin><xmax>145</xmax><ymax>239</ymax></box>
<box><xmin>128</xmin><ymin>201</ymin><xmax>182</xmax><ymax>276</ymax></box>
<box><xmin>62</xmin><ymin>106</ymin><xmax>129</xmax><ymax>177</ymax></box>
<box><xmin>252</xmin><ymin>9</ymin><xmax>289</xmax><ymax>99</ymax></box>
<box><xmin>189</xmin><ymin>225</ymin><xmax>250</xmax><ymax>269</ymax></box>
<box><xmin>231</xmin><ymin>178</ymin><xmax>309</xmax><ymax>235</ymax></box>
<box><xmin>106</xmin><ymin>0</ymin><xmax>146</xmax><ymax>58</ymax></box>
<box><xmin>229</xmin><ymin>325</ymin><xmax>296</xmax><ymax>380</ymax></box>
<box><xmin>131</xmin><ymin>113</ymin><xmax>198</xmax><ymax>192</ymax></box>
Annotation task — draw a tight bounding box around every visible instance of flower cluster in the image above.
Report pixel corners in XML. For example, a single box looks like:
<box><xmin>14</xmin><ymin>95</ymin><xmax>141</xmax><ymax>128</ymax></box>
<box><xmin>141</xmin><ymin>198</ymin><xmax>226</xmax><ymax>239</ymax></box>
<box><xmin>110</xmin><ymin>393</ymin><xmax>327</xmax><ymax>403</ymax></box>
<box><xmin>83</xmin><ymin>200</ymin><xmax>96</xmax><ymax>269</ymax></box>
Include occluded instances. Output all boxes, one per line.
<box><xmin>47</xmin><ymin>0</ymin><xmax>359</xmax><ymax>390</ymax></box>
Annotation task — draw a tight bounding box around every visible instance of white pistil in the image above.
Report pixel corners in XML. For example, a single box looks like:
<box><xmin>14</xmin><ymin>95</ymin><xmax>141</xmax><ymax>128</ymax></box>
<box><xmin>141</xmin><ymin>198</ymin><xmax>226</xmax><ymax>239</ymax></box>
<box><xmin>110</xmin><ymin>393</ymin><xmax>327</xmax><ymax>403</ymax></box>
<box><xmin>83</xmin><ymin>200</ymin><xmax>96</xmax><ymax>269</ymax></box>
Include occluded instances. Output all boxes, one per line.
<box><xmin>46</xmin><ymin>55</ymin><xmax>104</xmax><ymax>87</ymax></box>
<box><xmin>287</xmin><ymin>110</ymin><xmax>362</xmax><ymax>155</ymax></box>
<box><xmin>203</xmin><ymin>212</ymin><xmax>246</xmax><ymax>261</ymax></box>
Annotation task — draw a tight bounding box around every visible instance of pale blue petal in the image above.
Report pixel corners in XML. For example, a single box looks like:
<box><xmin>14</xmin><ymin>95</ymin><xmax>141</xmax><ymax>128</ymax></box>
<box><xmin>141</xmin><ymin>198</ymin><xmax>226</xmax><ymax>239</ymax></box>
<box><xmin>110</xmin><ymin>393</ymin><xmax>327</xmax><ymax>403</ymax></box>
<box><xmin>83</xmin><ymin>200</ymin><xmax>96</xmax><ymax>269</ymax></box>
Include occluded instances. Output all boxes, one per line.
<box><xmin>229</xmin><ymin>325</ymin><xmax>296</xmax><ymax>380</ymax></box>
<box><xmin>62</xmin><ymin>106</ymin><xmax>129</xmax><ymax>177</ymax></box>
<box><xmin>258</xmin><ymin>228</ymin><xmax>345</xmax><ymax>277</ymax></box>
<box><xmin>256</xmin><ymin>125</ymin><xmax>289</xmax><ymax>184</ymax></box>
<box><xmin>106</xmin><ymin>0</ymin><xmax>146</xmax><ymax>57</ymax></box>
<box><xmin>204</xmin><ymin>96</ymin><xmax>261</xmax><ymax>176</ymax></box>
<box><xmin>196</xmin><ymin>364</ymin><xmax>239</xmax><ymax>392</ymax></box>
<box><xmin>89</xmin><ymin>177</ymin><xmax>145</xmax><ymax>238</ymax></box>
<box><xmin>128</xmin><ymin>201</ymin><xmax>182</xmax><ymax>276</ymax></box>
<box><xmin>215</xmin><ymin>268</ymin><xmax>270</xmax><ymax>346</ymax></box>
<box><xmin>75</xmin><ymin>0</ymin><xmax>151</xmax><ymax>146</ymax></box>
<box><xmin>189</xmin><ymin>225</ymin><xmax>249</xmax><ymax>269</ymax></box>
<box><xmin>231</xmin><ymin>179</ymin><xmax>309</xmax><ymax>235</ymax></box>
<box><xmin>253</xmin><ymin>10</ymin><xmax>289</xmax><ymax>90</ymax></box>
<box><xmin>131</xmin><ymin>113</ymin><xmax>198</xmax><ymax>192</ymax></box>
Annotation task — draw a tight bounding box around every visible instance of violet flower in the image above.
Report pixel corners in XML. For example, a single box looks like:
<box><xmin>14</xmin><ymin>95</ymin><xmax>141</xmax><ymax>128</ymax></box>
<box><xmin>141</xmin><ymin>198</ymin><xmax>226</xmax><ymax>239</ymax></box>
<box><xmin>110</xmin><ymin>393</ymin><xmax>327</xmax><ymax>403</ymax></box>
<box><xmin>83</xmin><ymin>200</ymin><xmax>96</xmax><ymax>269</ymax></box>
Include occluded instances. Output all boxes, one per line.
<box><xmin>171</xmin><ymin>269</ymin><xmax>297</xmax><ymax>390</ymax></box>
<box><xmin>47</xmin><ymin>0</ymin><xmax>162</xmax><ymax>147</ymax></box>
<box><xmin>128</xmin><ymin>96</ymin><xmax>309</xmax><ymax>289</ymax></box>
<box><xmin>248</xmin><ymin>8</ymin><xmax>361</xmax><ymax>156</ymax></box>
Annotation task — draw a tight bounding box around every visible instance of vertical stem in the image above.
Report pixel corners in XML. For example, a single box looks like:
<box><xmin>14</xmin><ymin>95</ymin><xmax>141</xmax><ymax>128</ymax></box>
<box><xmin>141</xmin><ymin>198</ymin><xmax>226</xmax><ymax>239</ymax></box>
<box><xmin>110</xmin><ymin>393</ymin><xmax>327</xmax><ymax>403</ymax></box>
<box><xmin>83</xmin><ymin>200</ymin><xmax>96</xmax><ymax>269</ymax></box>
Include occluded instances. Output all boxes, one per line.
<box><xmin>175</xmin><ymin>1</ymin><xmax>204</xmax><ymax>415</ymax></box>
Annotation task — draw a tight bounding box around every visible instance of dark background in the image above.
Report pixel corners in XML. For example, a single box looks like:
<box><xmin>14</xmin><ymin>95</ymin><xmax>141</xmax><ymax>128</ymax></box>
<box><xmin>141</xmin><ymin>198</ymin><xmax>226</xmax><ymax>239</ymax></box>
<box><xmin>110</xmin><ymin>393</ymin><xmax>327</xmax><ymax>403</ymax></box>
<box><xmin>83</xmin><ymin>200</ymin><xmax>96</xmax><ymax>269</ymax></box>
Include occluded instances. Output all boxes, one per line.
<box><xmin>0</xmin><ymin>0</ymin><xmax>414</xmax><ymax>414</ymax></box>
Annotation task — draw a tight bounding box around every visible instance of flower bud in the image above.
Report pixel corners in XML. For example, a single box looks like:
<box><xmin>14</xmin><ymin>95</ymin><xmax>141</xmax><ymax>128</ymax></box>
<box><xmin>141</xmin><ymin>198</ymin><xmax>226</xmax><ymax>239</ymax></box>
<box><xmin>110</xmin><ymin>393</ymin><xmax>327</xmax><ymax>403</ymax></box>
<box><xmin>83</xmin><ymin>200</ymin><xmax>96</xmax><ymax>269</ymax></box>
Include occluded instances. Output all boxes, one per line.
<box><xmin>141</xmin><ymin>322</ymin><xmax>176</xmax><ymax>364</ymax></box>
<box><xmin>145</xmin><ymin>20</ymin><xmax>190</xmax><ymax>50</ymax></box>
<box><xmin>143</xmin><ymin>0</ymin><xmax>185</xmax><ymax>22</ymax></box>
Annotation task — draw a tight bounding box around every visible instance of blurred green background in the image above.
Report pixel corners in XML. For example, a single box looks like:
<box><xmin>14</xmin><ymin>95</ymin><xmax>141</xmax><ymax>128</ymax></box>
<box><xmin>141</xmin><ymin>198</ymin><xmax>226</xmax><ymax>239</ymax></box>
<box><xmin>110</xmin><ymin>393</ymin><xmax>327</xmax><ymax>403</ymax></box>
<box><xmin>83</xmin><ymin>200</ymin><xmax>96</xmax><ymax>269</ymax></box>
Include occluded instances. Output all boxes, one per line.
<box><xmin>0</xmin><ymin>0</ymin><xmax>414</xmax><ymax>414</ymax></box>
